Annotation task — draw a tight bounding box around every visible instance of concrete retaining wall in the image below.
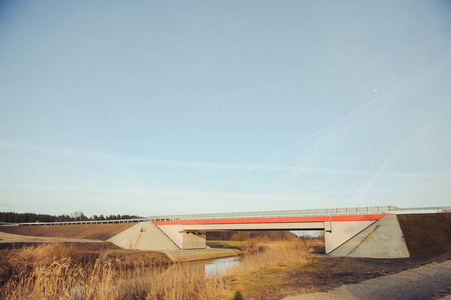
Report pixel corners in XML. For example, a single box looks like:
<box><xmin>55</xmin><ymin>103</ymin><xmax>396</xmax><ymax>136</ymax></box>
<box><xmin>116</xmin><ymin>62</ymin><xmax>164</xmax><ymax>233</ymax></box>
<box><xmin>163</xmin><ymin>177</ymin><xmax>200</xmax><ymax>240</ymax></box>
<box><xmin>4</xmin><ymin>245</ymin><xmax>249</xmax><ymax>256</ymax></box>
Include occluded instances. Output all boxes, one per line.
<box><xmin>157</xmin><ymin>224</ymin><xmax>206</xmax><ymax>249</ymax></box>
<box><xmin>328</xmin><ymin>215</ymin><xmax>410</xmax><ymax>258</ymax></box>
<box><xmin>108</xmin><ymin>221</ymin><xmax>179</xmax><ymax>251</ymax></box>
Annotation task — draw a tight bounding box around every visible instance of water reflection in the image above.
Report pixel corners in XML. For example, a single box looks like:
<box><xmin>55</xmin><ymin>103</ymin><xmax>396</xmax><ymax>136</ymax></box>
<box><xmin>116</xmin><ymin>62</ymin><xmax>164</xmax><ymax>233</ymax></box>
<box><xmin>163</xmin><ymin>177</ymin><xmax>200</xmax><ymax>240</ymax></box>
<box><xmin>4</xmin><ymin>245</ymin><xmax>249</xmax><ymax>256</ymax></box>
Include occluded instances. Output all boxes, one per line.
<box><xmin>183</xmin><ymin>256</ymin><xmax>240</xmax><ymax>278</ymax></box>
<box><xmin>204</xmin><ymin>257</ymin><xmax>240</xmax><ymax>278</ymax></box>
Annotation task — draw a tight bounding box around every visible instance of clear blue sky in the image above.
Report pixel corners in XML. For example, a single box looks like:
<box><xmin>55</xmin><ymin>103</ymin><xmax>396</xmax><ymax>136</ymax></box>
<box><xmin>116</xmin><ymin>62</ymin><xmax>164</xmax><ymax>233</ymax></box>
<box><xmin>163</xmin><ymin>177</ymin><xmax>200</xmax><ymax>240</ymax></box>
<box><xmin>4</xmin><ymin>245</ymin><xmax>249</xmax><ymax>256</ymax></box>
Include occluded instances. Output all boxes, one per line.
<box><xmin>0</xmin><ymin>0</ymin><xmax>450</xmax><ymax>217</ymax></box>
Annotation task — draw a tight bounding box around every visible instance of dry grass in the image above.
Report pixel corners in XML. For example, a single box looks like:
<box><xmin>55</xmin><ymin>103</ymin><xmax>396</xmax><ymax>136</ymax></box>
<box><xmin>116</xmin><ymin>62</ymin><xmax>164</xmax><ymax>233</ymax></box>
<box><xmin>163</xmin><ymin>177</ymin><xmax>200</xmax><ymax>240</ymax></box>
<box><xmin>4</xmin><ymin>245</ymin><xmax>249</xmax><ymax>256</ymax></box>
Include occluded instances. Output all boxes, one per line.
<box><xmin>0</xmin><ymin>243</ymin><xmax>226</xmax><ymax>300</ymax></box>
<box><xmin>229</xmin><ymin>239</ymin><xmax>310</xmax><ymax>274</ymax></box>
<box><xmin>0</xmin><ymin>223</ymin><xmax>136</xmax><ymax>240</ymax></box>
<box><xmin>222</xmin><ymin>240</ymin><xmax>311</xmax><ymax>299</ymax></box>
<box><xmin>0</xmin><ymin>240</ymin><xmax>312</xmax><ymax>300</ymax></box>
<box><xmin>397</xmin><ymin>213</ymin><xmax>451</xmax><ymax>257</ymax></box>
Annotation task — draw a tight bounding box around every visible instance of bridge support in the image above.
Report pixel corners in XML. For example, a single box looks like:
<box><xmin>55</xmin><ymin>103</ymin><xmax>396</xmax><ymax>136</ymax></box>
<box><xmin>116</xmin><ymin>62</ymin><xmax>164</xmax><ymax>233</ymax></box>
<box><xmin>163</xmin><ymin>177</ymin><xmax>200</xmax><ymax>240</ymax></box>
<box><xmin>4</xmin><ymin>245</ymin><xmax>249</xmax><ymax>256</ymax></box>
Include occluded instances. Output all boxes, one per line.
<box><xmin>107</xmin><ymin>222</ymin><xmax>180</xmax><ymax>250</ymax></box>
<box><xmin>325</xmin><ymin>220</ymin><xmax>375</xmax><ymax>253</ymax></box>
<box><xmin>157</xmin><ymin>224</ymin><xmax>207</xmax><ymax>249</ymax></box>
<box><xmin>327</xmin><ymin>215</ymin><xmax>410</xmax><ymax>258</ymax></box>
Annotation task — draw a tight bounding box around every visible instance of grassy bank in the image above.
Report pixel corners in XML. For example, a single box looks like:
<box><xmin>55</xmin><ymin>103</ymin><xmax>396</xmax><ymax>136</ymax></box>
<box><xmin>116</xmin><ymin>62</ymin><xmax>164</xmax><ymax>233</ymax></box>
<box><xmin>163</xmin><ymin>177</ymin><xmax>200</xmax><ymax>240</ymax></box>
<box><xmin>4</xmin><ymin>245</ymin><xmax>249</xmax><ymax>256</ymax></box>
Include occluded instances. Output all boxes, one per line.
<box><xmin>0</xmin><ymin>243</ymin><xmax>227</xmax><ymax>299</ymax></box>
<box><xmin>397</xmin><ymin>213</ymin><xmax>451</xmax><ymax>257</ymax></box>
<box><xmin>0</xmin><ymin>240</ymin><xmax>313</xmax><ymax>299</ymax></box>
<box><xmin>0</xmin><ymin>223</ymin><xmax>136</xmax><ymax>241</ymax></box>
<box><xmin>222</xmin><ymin>240</ymin><xmax>312</xmax><ymax>299</ymax></box>
<box><xmin>5</xmin><ymin>237</ymin><xmax>431</xmax><ymax>300</ymax></box>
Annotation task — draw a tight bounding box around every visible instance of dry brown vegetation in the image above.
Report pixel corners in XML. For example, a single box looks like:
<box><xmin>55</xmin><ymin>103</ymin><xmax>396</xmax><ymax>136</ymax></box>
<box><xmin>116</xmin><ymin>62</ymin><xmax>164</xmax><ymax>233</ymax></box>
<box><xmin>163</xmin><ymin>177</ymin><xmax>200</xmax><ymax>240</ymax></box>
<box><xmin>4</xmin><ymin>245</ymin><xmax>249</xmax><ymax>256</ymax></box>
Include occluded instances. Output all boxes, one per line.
<box><xmin>1</xmin><ymin>243</ymin><xmax>219</xmax><ymax>299</ymax></box>
<box><xmin>0</xmin><ymin>243</ymin><xmax>227</xmax><ymax>299</ymax></box>
<box><xmin>223</xmin><ymin>239</ymin><xmax>312</xmax><ymax>299</ymax></box>
<box><xmin>0</xmin><ymin>240</ymin><xmax>313</xmax><ymax>299</ymax></box>
<box><xmin>3</xmin><ymin>237</ymin><xmax>437</xmax><ymax>300</ymax></box>
<box><xmin>397</xmin><ymin>213</ymin><xmax>451</xmax><ymax>257</ymax></box>
<box><xmin>0</xmin><ymin>223</ymin><xmax>136</xmax><ymax>241</ymax></box>
<box><xmin>223</xmin><ymin>241</ymin><xmax>451</xmax><ymax>300</ymax></box>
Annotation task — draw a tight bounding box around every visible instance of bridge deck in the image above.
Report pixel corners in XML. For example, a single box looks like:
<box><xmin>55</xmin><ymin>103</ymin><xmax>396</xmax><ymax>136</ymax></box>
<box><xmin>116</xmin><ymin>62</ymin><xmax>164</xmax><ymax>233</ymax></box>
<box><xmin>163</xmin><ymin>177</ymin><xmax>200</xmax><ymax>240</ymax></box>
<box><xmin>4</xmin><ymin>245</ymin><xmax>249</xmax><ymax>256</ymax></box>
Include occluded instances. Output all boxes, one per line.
<box><xmin>153</xmin><ymin>214</ymin><xmax>387</xmax><ymax>226</ymax></box>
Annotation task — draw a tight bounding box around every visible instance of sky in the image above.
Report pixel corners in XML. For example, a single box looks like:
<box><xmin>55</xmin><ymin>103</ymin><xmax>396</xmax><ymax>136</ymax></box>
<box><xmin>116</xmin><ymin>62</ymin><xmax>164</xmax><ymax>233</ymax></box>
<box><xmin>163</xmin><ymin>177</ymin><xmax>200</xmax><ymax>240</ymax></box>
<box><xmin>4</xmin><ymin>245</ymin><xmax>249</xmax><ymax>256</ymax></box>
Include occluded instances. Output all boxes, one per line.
<box><xmin>0</xmin><ymin>0</ymin><xmax>450</xmax><ymax>217</ymax></box>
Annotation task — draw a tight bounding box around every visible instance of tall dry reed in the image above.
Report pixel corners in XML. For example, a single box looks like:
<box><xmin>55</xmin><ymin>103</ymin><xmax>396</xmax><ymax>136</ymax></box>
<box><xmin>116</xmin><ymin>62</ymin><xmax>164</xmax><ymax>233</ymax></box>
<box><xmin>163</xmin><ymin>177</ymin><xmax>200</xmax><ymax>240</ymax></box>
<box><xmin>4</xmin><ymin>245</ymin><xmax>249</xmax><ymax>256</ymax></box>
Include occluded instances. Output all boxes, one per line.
<box><xmin>228</xmin><ymin>240</ymin><xmax>310</xmax><ymax>276</ymax></box>
<box><xmin>1</xmin><ymin>241</ymin><xmax>311</xmax><ymax>299</ymax></box>
<box><xmin>0</xmin><ymin>243</ymin><xmax>226</xmax><ymax>300</ymax></box>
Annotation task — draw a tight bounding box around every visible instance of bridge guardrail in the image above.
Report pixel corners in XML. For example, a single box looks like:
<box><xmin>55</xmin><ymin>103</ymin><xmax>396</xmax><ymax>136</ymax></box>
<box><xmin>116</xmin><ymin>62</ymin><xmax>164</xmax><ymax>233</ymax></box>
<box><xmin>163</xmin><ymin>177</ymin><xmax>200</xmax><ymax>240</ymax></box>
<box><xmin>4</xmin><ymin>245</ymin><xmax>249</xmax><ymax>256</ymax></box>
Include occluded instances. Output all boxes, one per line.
<box><xmin>7</xmin><ymin>218</ymin><xmax>145</xmax><ymax>227</ymax></box>
<box><xmin>146</xmin><ymin>205</ymin><xmax>401</xmax><ymax>222</ymax></box>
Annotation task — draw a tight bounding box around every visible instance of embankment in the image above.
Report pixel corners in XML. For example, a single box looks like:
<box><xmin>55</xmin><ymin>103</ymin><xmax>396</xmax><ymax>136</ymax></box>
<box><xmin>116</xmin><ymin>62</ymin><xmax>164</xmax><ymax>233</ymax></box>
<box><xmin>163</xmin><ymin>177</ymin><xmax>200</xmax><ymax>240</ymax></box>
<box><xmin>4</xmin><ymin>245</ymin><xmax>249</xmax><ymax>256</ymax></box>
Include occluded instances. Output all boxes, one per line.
<box><xmin>397</xmin><ymin>213</ymin><xmax>451</xmax><ymax>257</ymax></box>
<box><xmin>0</xmin><ymin>223</ymin><xmax>136</xmax><ymax>240</ymax></box>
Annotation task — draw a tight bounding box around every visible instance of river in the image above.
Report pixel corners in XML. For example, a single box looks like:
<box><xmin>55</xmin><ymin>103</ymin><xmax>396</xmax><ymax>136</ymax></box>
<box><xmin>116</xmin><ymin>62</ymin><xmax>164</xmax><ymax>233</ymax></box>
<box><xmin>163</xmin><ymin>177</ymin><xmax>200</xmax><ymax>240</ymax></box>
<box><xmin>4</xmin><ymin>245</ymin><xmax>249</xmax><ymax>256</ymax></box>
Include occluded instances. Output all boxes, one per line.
<box><xmin>184</xmin><ymin>256</ymin><xmax>241</xmax><ymax>278</ymax></box>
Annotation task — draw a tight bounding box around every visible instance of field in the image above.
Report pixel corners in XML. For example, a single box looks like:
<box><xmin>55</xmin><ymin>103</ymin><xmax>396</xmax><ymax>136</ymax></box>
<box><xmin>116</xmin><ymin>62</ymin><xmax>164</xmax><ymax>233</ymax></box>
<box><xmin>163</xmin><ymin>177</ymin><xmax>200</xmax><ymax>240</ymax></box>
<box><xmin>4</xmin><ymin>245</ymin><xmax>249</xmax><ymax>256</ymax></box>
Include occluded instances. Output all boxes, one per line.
<box><xmin>0</xmin><ymin>223</ymin><xmax>136</xmax><ymax>241</ymax></box>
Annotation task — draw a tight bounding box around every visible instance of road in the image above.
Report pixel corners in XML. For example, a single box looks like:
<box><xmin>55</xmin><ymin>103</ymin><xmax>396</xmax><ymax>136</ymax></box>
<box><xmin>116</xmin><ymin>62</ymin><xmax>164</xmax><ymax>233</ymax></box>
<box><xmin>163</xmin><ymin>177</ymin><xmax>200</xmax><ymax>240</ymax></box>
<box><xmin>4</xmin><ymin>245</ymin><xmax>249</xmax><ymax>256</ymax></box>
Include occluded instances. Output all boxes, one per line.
<box><xmin>284</xmin><ymin>259</ymin><xmax>451</xmax><ymax>300</ymax></box>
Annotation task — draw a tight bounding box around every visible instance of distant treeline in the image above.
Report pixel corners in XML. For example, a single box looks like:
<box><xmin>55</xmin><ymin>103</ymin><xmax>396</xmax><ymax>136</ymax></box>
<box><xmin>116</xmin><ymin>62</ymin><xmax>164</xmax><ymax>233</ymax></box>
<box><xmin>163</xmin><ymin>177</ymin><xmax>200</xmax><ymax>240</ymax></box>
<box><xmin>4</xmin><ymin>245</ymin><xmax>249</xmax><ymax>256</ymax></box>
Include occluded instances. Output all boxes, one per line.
<box><xmin>0</xmin><ymin>212</ymin><xmax>140</xmax><ymax>223</ymax></box>
<box><xmin>207</xmin><ymin>230</ymin><xmax>298</xmax><ymax>241</ymax></box>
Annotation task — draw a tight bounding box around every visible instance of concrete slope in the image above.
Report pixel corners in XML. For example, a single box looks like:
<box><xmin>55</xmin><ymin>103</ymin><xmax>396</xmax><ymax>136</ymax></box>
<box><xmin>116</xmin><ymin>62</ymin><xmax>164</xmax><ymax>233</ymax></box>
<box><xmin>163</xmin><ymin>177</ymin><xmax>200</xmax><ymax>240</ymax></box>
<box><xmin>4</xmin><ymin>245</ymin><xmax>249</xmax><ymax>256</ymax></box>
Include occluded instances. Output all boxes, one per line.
<box><xmin>329</xmin><ymin>215</ymin><xmax>410</xmax><ymax>258</ymax></box>
<box><xmin>108</xmin><ymin>221</ymin><xmax>179</xmax><ymax>251</ymax></box>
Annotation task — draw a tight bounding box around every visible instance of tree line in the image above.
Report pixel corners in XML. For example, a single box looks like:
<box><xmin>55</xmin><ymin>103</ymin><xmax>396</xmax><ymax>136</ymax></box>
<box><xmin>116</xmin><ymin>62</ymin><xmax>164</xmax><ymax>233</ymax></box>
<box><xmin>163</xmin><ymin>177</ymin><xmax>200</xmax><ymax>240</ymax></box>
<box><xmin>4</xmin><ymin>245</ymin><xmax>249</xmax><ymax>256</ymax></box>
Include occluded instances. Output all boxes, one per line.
<box><xmin>0</xmin><ymin>212</ymin><xmax>140</xmax><ymax>223</ymax></box>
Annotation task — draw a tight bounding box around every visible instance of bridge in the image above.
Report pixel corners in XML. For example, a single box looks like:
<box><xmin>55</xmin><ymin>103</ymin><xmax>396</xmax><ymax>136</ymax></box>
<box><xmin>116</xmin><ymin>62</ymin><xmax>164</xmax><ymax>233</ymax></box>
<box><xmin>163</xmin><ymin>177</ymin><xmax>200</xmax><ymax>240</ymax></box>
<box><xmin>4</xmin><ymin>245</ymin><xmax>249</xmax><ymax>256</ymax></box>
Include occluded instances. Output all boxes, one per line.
<box><xmin>148</xmin><ymin>206</ymin><xmax>395</xmax><ymax>253</ymax></box>
<box><xmin>11</xmin><ymin>205</ymin><xmax>450</xmax><ymax>258</ymax></box>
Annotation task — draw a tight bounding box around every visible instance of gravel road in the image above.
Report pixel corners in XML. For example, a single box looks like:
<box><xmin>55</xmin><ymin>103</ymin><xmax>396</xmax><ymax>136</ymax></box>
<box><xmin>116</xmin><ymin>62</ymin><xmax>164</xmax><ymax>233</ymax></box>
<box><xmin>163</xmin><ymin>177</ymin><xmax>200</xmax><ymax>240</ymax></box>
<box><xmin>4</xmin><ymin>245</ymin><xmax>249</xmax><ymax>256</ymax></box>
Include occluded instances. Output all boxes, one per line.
<box><xmin>284</xmin><ymin>259</ymin><xmax>451</xmax><ymax>300</ymax></box>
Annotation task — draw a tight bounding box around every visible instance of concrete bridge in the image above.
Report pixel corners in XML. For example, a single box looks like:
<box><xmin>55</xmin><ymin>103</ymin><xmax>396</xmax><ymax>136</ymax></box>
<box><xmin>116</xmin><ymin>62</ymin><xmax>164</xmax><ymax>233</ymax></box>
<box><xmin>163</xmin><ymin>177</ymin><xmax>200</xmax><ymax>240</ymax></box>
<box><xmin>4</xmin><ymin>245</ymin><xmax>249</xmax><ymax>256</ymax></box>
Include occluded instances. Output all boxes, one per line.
<box><xmin>13</xmin><ymin>205</ymin><xmax>450</xmax><ymax>258</ymax></box>
<box><xmin>107</xmin><ymin>205</ymin><xmax>421</xmax><ymax>257</ymax></box>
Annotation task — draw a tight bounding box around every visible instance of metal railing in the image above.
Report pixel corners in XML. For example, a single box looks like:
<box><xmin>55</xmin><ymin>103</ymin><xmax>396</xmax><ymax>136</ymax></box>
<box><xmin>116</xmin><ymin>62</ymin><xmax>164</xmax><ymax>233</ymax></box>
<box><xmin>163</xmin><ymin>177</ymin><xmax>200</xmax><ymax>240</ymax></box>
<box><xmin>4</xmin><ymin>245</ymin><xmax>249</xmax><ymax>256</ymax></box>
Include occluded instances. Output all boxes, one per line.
<box><xmin>391</xmin><ymin>206</ymin><xmax>451</xmax><ymax>214</ymax></box>
<box><xmin>4</xmin><ymin>205</ymin><xmax>450</xmax><ymax>226</ymax></box>
<box><xmin>11</xmin><ymin>218</ymin><xmax>145</xmax><ymax>226</ymax></box>
<box><xmin>146</xmin><ymin>205</ymin><xmax>401</xmax><ymax>222</ymax></box>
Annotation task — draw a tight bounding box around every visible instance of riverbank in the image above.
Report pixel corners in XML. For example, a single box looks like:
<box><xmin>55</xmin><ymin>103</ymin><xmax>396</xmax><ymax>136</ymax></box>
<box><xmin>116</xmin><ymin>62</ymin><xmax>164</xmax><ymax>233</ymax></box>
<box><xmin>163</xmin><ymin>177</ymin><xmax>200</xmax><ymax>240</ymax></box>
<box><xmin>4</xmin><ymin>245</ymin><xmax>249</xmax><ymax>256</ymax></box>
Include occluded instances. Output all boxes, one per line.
<box><xmin>0</xmin><ymin>242</ymin><xmax>227</xmax><ymax>299</ymax></box>
<box><xmin>223</xmin><ymin>253</ymin><xmax>451</xmax><ymax>299</ymax></box>
<box><xmin>0</xmin><ymin>239</ymin><xmax>310</xmax><ymax>299</ymax></box>
<box><xmin>284</xmin><ymin>258</ymin><xmax>451</xmax><ymax>300</ymax></box>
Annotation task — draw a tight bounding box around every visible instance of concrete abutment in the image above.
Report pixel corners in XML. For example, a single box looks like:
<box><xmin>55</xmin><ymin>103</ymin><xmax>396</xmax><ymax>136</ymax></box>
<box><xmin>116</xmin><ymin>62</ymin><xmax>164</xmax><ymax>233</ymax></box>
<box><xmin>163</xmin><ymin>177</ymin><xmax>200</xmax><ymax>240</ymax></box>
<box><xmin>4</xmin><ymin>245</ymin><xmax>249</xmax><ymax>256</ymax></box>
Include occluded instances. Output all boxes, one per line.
<box><xmin>327</xmin><ymin>215</ymin><xmax>410</xmax><ymax>258</ymax></box>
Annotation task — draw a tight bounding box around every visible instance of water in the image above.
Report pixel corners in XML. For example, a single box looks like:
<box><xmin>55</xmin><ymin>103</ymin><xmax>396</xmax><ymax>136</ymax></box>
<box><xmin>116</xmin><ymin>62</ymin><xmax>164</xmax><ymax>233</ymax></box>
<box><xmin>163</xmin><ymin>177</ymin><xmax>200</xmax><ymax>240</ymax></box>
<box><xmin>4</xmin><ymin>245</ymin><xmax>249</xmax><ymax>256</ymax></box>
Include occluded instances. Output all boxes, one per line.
<box><xmin>183</xmin><ymin>256</ymin><xmax>241</xmax><ymax>278</ymax></box>
<box><xmin>204</xmin><ymin>256</ymin><xmax>240</xmax><ymax>277</ymax></box>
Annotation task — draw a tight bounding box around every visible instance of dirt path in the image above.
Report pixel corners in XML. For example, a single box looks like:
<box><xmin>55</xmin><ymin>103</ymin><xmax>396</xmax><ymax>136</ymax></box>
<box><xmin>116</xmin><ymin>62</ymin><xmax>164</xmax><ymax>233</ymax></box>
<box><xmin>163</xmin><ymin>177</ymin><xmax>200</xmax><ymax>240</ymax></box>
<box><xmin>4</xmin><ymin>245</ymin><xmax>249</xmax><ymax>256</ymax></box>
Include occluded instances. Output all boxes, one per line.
<box><xmin>284</xmin><ymin>259</ymin><xmax>451</xmax><ymax>300</ymax></box>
